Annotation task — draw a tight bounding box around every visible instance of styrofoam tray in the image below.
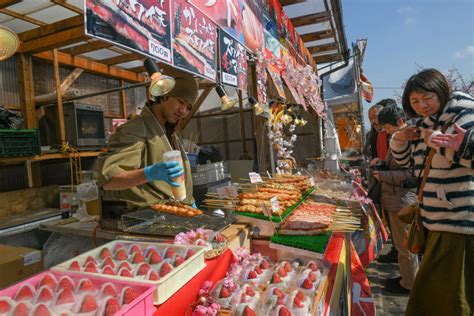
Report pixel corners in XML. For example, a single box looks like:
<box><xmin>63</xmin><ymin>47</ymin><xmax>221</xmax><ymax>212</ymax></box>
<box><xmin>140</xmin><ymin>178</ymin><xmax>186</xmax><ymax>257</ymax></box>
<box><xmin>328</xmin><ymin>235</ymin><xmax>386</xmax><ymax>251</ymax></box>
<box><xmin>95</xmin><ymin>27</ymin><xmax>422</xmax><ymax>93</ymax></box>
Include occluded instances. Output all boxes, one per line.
<box><xmin>52</xmin><ymin>241</ymin><xmax>207</xmax><ymax>305</ymax></box>
<box><xmin>0</xmin><ymin>270</ymin><xmax>156</xmax><ymax>316</ymax></box>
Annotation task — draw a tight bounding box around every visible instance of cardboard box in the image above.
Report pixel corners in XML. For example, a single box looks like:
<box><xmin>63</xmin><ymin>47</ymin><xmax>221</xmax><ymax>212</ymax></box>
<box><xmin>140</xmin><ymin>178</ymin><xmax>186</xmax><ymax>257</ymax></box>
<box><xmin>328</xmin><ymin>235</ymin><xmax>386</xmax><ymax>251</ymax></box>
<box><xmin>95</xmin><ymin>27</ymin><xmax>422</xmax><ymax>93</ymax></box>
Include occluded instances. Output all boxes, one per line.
<box><xmin>0</xmin><ymin>245</ymin><xmax>43</xmax><ymax>288</ymax></box>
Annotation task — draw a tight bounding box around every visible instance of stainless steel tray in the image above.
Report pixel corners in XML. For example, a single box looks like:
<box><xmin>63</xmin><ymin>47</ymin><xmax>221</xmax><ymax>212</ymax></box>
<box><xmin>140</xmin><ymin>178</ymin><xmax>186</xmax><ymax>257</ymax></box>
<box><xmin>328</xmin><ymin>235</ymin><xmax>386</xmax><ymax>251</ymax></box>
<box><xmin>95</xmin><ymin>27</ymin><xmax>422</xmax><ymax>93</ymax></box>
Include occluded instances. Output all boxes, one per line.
<box><xmin>121</xmin><ymin>208</ymin><xmax>235</xmax><ymax>236</ymax></box>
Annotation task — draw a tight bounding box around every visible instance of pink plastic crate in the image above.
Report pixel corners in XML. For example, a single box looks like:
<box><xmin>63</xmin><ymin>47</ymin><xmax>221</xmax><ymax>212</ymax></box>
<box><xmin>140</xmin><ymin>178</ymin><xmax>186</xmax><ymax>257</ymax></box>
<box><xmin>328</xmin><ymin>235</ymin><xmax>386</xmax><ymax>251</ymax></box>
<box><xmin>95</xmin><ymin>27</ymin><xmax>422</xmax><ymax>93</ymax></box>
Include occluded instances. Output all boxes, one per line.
<box><xmin>0</xmin><ymin>270</ymin><xmax>156</xmax><ymax>316</ymax></box>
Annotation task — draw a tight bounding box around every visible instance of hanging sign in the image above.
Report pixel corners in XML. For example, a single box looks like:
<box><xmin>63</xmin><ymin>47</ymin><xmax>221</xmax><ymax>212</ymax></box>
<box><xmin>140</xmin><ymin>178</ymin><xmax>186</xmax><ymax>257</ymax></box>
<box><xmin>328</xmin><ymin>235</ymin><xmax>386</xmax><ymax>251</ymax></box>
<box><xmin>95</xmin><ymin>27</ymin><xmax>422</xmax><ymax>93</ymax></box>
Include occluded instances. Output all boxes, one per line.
<box><xmin>256</xmin><ymin>59</ymin><xmax>268</xmax><ymax>106</ymax></box>
<box><xmin>171</xmin><ymin>0</ymin><xmax>217</xmax><ymax>81</ymax></box>
<box><xmin>267</xmin><ymin>64</ymin><xmax>286</xmax><ymax>100</ymax></box>
<box><xmin>241</xmin><ymin>0</ymin><xmax>265</xmax><ymax>53</ymax></box>
<box><xmin>188</xmin><ymin>0</ymin><xmax>244</xmax><ymax>44</ymax></box>
<box><xmin>219</xmin><ymin>29</ymin><xmax>248</xmax><ymax>91</ymax></box>
<box><xmin>85</xmin><ymin>0</ymin><xmax>172</xmax><ymax>64</ymax></box>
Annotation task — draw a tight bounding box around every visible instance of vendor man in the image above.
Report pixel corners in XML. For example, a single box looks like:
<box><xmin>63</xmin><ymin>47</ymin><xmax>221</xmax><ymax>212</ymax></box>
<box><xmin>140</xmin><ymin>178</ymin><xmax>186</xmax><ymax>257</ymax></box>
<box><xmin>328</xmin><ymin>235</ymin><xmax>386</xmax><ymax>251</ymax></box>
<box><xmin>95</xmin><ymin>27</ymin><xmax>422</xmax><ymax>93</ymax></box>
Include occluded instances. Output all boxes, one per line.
<box><xmin>98</xmin><ymin>63</ymin><xmax>197</xmax><ymax>211</ymax></box>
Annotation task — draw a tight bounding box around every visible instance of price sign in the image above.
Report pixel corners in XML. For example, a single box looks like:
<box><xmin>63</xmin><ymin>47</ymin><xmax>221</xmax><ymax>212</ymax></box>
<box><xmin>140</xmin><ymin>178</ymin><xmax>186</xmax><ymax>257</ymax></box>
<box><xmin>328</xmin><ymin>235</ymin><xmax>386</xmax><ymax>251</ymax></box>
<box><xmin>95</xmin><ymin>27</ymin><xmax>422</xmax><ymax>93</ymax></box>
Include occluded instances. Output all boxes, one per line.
<box><xmin>309</xmin><ymin>177</ymin><xmax>315</xmax><ymax>187</ymax></box>
<box><xmin>249</xmin><ymin>172</ymin><xmax>263</xmax><ymax>183</ymax></box>
<box><xmin>217</xmin><ymin>185</ymin><xmax>238</xmax><ymax>198</ymax></box>
<box><xmin>270</xmin><ymin>196</ymin><xmax>279</xmax><ymax>213</ymax></box>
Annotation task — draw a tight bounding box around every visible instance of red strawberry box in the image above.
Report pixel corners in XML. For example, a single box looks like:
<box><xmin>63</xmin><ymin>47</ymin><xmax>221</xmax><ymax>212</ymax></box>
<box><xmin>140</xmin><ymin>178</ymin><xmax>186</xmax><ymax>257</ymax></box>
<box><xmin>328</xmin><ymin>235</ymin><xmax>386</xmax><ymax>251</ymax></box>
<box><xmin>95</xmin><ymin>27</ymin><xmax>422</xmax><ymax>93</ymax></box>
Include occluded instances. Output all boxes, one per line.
<box><xmin>52</xmin><ymin>241</ymin><xmax>207</xmax><ymax>305</ymax></box>
<box><xmin>0</xmin><ymin>270</ymin><xmax>156</xmax><ymax>316</ymax></box>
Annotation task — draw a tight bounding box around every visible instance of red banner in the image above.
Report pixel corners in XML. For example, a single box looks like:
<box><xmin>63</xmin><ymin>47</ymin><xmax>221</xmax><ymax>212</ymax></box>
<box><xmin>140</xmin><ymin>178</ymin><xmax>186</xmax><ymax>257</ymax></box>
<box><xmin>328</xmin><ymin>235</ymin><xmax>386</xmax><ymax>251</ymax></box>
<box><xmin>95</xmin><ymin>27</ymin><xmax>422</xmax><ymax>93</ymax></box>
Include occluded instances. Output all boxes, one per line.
<box><xmin>171</xmin><ymin>0</ymin><xmax>218</xmax><ymax>81</ymax></box>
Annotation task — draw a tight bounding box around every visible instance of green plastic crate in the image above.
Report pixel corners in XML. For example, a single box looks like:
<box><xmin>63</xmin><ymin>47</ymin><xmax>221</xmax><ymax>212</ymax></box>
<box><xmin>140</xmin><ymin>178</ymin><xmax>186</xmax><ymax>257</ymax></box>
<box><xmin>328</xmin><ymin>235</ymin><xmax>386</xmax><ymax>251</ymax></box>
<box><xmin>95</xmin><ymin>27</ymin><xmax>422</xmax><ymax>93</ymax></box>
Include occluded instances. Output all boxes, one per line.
<box><xmin>0</xmin><ymin>129</ymin><xmax>41</xmax><ymax>157</ymax></box>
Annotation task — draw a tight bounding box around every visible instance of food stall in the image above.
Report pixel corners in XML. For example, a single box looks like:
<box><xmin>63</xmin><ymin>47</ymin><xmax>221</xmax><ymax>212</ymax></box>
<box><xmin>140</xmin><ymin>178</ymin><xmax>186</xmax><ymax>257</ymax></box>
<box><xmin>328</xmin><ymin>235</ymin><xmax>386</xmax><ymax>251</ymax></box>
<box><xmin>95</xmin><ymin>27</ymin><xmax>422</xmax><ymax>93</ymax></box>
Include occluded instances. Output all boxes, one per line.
<box><xmin>0</xmin><ymin>0</ymin><xmax>386</xmax><ymax>315</ymax></box>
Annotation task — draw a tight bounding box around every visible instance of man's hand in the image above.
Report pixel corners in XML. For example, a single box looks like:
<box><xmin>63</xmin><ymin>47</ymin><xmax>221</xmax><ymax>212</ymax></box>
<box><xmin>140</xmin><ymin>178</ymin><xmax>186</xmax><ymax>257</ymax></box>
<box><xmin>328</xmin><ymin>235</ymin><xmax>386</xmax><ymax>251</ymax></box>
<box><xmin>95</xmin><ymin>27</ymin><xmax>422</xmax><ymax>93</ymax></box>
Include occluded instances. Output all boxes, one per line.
<box><xmin>143</xmin><ymin>161</ymin><xmax>183</xmax><ymax>186</ymax></box>
<box><xmin>393</xmin><ymin>125</ymin><xmax>420</xmax><ymax>142</ymax></box>
<box><xmin>373</xmin><ymin>171</ymin><xmax>380</xmax><ymax>181</ymax></box>
<box><xmin>430</xmin><ymin>123</ymin><xmax>466</xmax><ymax>152</ymax></box>
<box><xmin>370</xmin><ymin>158</ymin><xmax>380</xmax><ymax>167</ymax></box>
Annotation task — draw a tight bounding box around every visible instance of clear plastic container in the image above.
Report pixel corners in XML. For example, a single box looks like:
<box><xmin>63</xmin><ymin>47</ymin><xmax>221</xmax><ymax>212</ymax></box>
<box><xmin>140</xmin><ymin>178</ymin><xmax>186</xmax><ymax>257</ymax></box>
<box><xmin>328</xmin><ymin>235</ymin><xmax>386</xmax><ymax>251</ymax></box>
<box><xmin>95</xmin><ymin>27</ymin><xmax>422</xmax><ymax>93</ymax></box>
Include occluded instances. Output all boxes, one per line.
<box><xmin>163</xmin><ymin>150</ymin><xmax>186</xmax><ymax>201</ymax></box>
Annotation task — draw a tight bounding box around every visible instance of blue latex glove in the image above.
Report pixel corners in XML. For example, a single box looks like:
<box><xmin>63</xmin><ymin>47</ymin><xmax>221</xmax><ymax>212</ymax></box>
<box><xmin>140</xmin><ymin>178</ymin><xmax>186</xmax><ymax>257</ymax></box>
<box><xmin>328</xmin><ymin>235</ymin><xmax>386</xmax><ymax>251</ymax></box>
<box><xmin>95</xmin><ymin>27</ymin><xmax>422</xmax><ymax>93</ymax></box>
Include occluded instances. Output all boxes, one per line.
<box><xmin>192</xmin><ymin>202</ymin><xmax>197</xmax><ymax>209</ymax></box>
<box><xmin>144</xmin><ymin>161</ymin><xmax>183</xmax><ymax>187</ymax></box>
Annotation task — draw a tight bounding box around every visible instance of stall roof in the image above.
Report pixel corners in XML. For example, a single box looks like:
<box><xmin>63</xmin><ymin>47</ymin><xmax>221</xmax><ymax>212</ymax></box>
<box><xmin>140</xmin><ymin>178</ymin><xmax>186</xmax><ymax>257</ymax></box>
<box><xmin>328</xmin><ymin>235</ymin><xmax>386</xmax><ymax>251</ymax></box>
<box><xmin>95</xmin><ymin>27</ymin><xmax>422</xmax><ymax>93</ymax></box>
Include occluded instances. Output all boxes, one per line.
<box><xmin>1</xmin><ymin>0</ymin><xmax>348</xmax><ymax>81</ymax></box>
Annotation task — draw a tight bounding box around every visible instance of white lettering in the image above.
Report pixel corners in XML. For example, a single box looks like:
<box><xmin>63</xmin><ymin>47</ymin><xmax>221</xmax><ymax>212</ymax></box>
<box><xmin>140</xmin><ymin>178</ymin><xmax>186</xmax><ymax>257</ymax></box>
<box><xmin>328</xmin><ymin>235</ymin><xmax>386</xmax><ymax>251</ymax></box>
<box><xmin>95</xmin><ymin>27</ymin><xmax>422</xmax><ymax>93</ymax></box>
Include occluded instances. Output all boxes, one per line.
<box><xmin>148</xmin><ymin>38</ymin><xmax>171</xmax><ymax>62</ymax></box>
<box><xmin>222</xmin><ymin>72</ymin><xmax>237</xmax><ymax>86</ymax></box>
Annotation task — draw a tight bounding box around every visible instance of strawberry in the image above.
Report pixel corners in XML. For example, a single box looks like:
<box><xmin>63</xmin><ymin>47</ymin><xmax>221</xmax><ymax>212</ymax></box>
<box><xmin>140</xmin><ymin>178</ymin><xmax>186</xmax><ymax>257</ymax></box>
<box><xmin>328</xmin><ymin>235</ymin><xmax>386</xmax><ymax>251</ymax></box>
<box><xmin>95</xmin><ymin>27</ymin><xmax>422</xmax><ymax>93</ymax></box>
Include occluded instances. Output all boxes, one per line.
<box><xmin>55</xmin><ymin>288</ymin><xmax>75</xmax><ymax>305</ymax></box>
<box><xmin>0</xmin><ymin>298</ymin><xmax>12</xmax><ymax>313</ymax></box>
<box><xmin>15</xmin><ymin>285</ymin><xmax>35</xmax><ymax>301</ymax></box>
<box><xmin>100</xmin><ymin>283</ymin><xmax>118</xmax><ymax>298</ymax></box>
<box><xmin>159</xmin><ymin>262</ymin><xmax>173</xmax><ymax>277</ymax></box>
<box><xmin>79</xmin><ymin>295</ymin><xmax>98</xmax><ymax>313</ymax></box>
<box><xmin>78</xmin><ymin>279</ymin><xmax>95</xmax><ymax>293</ymax></box>
<box><xmin>114</xmin><ymin>248</ymin><xmax>128</xmax><ymax>261</ymax></box>
<box><xmin>121</xmin><ymin>287</ymin><xmax>137</xmax><ymax>305</ymax></box>
<box><xmin>84</xmin><ymin>261</ymin><xmax>98</xmax><ymax>273</ymax></box>
<box><xmin>245</xmin><ymin>286</ymin><xmax>255</xmax><ymax>297</ymax></box>
<box><xmin>240</xmin><ymin>292</ymin><xmax>249</xmax><ymax>303</ymax></box>
<box><xmin>36</xmin><ymin>286</ymin><xmax>54</xmax><ymax>303</ymax></box>
<box><xmin>102</xmin><ymin>266</ymin><xmax>116</xmax><ymax>275</ymax></box>
<box><xmin>99</xmin><ymin>248</ymin><xmax>112</xmax><ymax>259</ymax></box>
<box><xmin>278</xmin><ymin>267</ymin><xmax>288</xmax><ymax>278</ymax></box>
<box><xmin>219</xmin><ymin>287</ymin><xmax>231</xmax><ymax>298</ymax></box>
<box><xmin>136</xmin><ymin>263</ymin><xmax>151</xmax><ymax>275</ymax></box>
<box><xmin>145</xmin><ymin>247</ymin><xmax>158</xmax><ymax>257</ymax></box>
<box><xmin>185</xmin><ymin>249</ymin><xmax>195</xmax><ymax>259</ymax></box>
<box><xmin>308</xmin><ymin>262</ymin><xmax>318</xmax><ymax>271</ymax></box>
<box><xmin>104</xmin><ymin>297</ymin><xmax>120</xmax><ymax>316</ymax></box>
<box><xmin>308</xmin><ymin>272</ymin><xmax>317</xmax><ymax>283</ymax></box>
<box><xmin>101</xmin><ymin>257</ymin><xmax>116</xmax><ymax>269</ymax></box>
<box><xmin>283</xmin><ymin>262</ymin><xmax>292</xmax><ymax>273</ymax></box>
<box><xmin>273</xmin><ymin>288</ymin><xmax>285</xmax><ymax>299</ymax></box>
<box><xmin>174</xmin><ymin>255</ymin><xmax>185</xmax><ymax>267</ymax></box>
<box><xmin>214</xmin><ymin>234</ymin><xmax>225</xmax><ymax>243</ymax></box>
<box><xmin>301</xmin><ymin>278</ymin><xmax>313</xmax><ymax>290</ymax></box>
<box><xmin>247</xmin><ymin>271</ymin><xmax>258</xmax><ymax>279</ymax></box>
<box><xmin>119</xmin><ymin>268</ymin><xmax>133</xmax><ymax>278</ymax></box>
<box><xmin>243</xmin><ymin>306</ymin><xmax>256</xmax><ymax>316</ymax></box>
<box><xmin>12</xmin><ymin>302</ymin><xmax>29</xmax><ymax>316</ymax></box>
<box><xmin>148</xmin><ymin>252</ymin><xmax>162</xmax><ymax>265</ymax></box>
<box><xmin>278</xmin><ymin>305</ymin><xmax>292</xmax><ymax>316</ymax></box>
<box><xmin>119</xmin><ymin>261</ymin><xmax>132</xmax><ymax>271</ymax></box>
<box><xmin>128</xmin><ymin>244</ymin><xmax>141</xmax><ymax>255</ymax></box>
<box><xmin>38</xmin><ymin>273</ymin><xmax>57</xmax><ymax>290</ymax></box>
<box><xmin>69</xmin><ymin>261</ymin><xmax>80</xmax><ymax>271</ymax></box>
<box><xmin>271</xmin><ymin>274</ymin><xmax>282</xmax><ymax>284</ymax></box>
<box><xmin>147</xmin><ymin>271</ymin><xmax>160</xmax><ymax>281</ymax></box>
<box><xmin>293</xmin><ymin>297</ymin><xmax>304</xmax><ymax>308</ymax></box>
<box><xmin>260</xmin><ymin>259</ymin><xmax>270</xmax><ymax>269</ymax></box>
<box><xmin>113</xmin><ymin>243</ymin><xmax>124</xmax><ymax>252</ymax></box>
<box><xmin>164</xmin><ymin>247</ymin><xmax>176</xmax><ymax>259</ymax></box>
<box><xmin>255</xmin><ymin>267</ymin><xmax>263</xmax><ymax>275</ymax></box>
<box><xmin>85</xmin><ymin>256</ymin><xmax>97</xmax><ymax>265</ymax></box>
<box><xmin>32</xmin><ymin>304</ymin><xmax>52</xmax><ymax>316</ymax></box>
<box><xmin>295</xmin><ymin>291</ymin><xmax>305</xmax><ymax>301</ymax></box>
<box><xmin>57</xmin><ymin>276</ymin><xmax>75</xmax><ymax>291</ymax></box>
<box><xmin>131</xmin><ymin>252</ymin><xmax>145</xmax><ymax>264</ymax></box>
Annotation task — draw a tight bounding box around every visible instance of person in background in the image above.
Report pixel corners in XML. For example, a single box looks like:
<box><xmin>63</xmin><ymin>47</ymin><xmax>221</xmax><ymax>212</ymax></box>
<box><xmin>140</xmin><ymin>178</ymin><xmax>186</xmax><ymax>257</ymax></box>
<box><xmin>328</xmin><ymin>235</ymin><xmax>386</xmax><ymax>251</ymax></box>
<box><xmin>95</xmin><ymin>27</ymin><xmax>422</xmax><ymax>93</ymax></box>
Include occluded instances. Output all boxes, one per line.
<box><xmin>390</xmin><ymin>69</ymin><xmax>473</xmax><ymax>315</ymax></box>
<box><xmin>376</xmin><ymin>105</ymin><xmax>419</xmax><ymax>294</ymax></box>
<box><xmin>98</xmin><ymin>70</ymin><xmax>198</xmax><ymax>211</ymax></box>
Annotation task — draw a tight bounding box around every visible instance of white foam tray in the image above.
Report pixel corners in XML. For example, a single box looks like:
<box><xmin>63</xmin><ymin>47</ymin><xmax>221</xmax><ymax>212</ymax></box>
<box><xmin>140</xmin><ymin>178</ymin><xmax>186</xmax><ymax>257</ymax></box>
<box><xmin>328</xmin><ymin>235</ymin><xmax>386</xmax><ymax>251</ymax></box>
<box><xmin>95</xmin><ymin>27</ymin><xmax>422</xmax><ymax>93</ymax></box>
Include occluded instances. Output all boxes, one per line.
<box><xmin>52</xmin><ymin>240</ymin><xmax>206</xmax><ymax>305</ymax></box>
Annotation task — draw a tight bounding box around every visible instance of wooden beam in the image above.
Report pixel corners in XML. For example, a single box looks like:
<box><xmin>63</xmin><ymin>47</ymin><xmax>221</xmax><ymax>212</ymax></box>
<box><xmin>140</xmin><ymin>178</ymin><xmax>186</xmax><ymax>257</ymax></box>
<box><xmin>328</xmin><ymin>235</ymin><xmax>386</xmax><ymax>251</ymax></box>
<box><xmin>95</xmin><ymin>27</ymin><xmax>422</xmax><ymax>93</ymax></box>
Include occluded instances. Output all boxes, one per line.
<box><xmin>19</xmin><ymin>15</ymin><xmax>84</xmax><ymax>42</ymax></box>
<box><xmin>17</xmin><ymin>54</ymin><xmax>36</xmax><ymax>128</ymax></box>
<box><xmin>33</xmin><ymin>51</ymin><xmax>146</xmax><ymax>82</ymax></box>
<box><xmin>120</xmin><ymin>80</ymin><xmax>127</xmax><ymax>119</ymax></box>
<box><xmin>0</xmin><ymin>8</ymin><xmax>46</xmax><ymax>26</ymax></box>
<box><xmin>301</xmin><ymin>30</ymin><xmax>333</xmax><ymax>42</ymax></box>
<box><xmin>60</xmin><ymin>68</ymin><xmax>83</xmax><ymax>92</ymax></box>
<box><xmin>53</xmin><ymin>49</ymin><xmax>66</xmax><ymax>145</ymax></box>
<box><xmin>307</xmin><ymin>43</ymin><xmax>339</xmax><ymax>54</ymax></box>
<box><xmin>290</xmin><ymin>12</ymin><xmax>330</xmax><ymax>28</ymax></box>
<box><xmin>51</xmin><ymin>0</ymin><xmax>82</xmax><ymax>14</ymax></box>
<box><xmin>280</xmin><ymin>0</ymin><xmax>305</xmax><ymax>6</ymax></box>
<box><xmin>313</xmin><ymin>53</ymin><xmax>341</xmax><ymax>64</ymax></box>
<box><xmin>0</xmin><ymin>0</ymin><xmax>21</xmax><ymax>9</ymax></box>
<box><xmin>100</xmin><ymin>53</ymin><xmax>144</xmax><ymax>66</ymax></box>
<box><xmin>128</xmin><ymin>66</ymin><xmax>146</xmax><ymax>73</ymax></box>
<box><xmin>61</xmin><ymin>40</ymin><xmax>112</xmax><ymax>56</ymax></box>
<box><xmin>179</xmin><ymin>87</ymin><xmax>212</xmax><ymax>130</ymax></box>
<box><xmin>21</xmin><ymin>26</ymin><xmax>88</xmax><ymax>54</ymax></box>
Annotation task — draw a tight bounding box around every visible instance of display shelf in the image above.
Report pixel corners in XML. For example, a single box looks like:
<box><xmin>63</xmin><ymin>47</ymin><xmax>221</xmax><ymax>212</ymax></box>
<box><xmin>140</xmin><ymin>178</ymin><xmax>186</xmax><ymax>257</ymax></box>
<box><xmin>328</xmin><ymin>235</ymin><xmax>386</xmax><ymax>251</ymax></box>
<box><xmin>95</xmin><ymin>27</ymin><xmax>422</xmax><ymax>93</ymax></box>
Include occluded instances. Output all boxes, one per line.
<box><xmin>0</xmin><ymin>151</ymin><xmax>103</xmax><ymax>165</ymax></box>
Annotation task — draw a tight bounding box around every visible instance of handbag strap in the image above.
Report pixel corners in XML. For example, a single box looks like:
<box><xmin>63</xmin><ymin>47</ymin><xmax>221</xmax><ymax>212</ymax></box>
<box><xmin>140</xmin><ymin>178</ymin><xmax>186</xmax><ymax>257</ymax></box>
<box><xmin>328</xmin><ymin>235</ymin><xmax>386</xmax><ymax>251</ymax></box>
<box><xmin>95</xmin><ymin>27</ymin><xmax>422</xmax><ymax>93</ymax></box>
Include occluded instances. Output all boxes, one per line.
<box><xmin>417</xmin><ymin>117</ymin><xmax>454</xmax><ymax>201</ymax></box>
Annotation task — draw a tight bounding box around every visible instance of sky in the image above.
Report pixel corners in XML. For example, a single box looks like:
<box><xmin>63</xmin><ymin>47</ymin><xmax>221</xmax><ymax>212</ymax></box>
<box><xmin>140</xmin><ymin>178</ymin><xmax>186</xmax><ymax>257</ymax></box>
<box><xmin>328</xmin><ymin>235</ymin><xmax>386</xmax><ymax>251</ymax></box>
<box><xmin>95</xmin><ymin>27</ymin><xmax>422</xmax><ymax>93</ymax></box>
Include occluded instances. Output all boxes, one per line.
<box><xmin>341</xmin><ymin>0</ymin><xmax>474</xmax><ymax>130</ymax></box>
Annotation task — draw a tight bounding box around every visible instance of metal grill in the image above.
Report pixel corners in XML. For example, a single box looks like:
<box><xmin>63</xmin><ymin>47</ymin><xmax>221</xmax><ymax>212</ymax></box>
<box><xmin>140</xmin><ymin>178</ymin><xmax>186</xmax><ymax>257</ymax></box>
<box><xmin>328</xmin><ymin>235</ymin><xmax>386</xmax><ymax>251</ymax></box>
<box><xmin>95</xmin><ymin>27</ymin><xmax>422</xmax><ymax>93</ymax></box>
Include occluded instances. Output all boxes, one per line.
<box><xmin>122</xmin><ymin>209</ymin><xmax>235</xmax><ymax>236</ymax></box>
